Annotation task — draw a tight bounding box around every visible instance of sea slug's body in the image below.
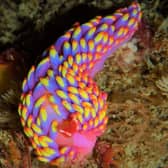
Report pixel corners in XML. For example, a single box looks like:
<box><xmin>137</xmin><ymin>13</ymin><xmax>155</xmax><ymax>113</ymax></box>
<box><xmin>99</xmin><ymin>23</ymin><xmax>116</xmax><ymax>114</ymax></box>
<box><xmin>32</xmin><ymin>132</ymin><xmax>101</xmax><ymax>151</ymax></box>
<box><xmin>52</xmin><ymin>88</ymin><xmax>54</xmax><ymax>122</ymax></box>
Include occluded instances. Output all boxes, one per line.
<box><xmin>18</xmin><ymin>2</ymin><xmax>141</xmax><ymax>165</ymax></box>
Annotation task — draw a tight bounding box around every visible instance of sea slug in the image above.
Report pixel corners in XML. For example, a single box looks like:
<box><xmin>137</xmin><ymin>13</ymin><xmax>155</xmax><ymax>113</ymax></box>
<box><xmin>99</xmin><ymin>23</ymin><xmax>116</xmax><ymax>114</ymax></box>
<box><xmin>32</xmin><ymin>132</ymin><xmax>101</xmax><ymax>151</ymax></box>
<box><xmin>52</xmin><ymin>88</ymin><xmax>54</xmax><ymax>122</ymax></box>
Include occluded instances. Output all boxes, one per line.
<box><xmin>18</xmin><ymin>2</ymin><xmax>141</xmax><ymax>165</ymax></box>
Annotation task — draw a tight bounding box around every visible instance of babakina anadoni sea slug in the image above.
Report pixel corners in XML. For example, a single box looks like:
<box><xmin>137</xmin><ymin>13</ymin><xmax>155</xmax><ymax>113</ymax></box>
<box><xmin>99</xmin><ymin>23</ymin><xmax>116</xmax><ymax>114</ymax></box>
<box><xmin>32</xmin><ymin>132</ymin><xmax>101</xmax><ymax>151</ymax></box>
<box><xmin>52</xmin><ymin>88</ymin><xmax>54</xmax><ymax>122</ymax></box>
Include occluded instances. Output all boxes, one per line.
<box><xmin>18</xmin><ymin>1</ymin><xmax>141</xmax><ymax>165</ymax></box>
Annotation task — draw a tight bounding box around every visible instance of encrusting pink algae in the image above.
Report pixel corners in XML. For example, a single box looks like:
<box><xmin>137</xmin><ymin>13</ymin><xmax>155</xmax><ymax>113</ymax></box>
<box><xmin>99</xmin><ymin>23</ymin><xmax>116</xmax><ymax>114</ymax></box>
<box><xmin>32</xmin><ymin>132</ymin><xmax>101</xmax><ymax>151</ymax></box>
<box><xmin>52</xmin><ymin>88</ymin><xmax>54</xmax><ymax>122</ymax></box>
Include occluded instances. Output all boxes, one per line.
<box><xmin>18</xmin><ymin>1</ymin><xmax>141</xmax><ymax>166</ymax></box>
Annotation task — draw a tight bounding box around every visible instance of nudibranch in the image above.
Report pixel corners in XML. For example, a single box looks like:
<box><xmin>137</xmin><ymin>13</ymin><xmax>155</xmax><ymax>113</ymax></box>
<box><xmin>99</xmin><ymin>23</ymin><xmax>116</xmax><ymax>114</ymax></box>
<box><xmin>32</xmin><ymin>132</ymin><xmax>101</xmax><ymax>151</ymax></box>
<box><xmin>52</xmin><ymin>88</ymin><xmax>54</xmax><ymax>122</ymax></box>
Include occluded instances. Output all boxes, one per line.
<box><xmin>18</xmin><ymin>1</ymin><xmax>141</xmax><ymax>165</ymax></box>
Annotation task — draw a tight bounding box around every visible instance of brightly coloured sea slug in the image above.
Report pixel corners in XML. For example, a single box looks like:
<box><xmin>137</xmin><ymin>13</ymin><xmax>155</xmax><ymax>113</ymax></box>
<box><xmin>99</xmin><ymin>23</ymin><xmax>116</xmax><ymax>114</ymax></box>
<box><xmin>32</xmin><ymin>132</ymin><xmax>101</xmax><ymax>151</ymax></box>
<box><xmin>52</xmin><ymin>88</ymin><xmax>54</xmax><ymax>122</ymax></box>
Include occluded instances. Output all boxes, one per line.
<box><xmin>18</xmin><ymin>1</ymin><xmax>141</xmax><ymax>165</ymax></box>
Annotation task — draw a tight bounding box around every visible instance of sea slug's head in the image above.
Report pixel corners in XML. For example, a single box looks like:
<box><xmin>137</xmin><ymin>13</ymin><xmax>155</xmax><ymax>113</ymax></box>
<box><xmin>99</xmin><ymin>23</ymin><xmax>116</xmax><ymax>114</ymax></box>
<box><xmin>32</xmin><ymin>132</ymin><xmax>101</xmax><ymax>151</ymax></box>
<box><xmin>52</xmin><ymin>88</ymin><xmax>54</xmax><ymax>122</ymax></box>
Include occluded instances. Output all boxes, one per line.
<box><xmin>55</xmin><ymin>108</ymin><xmax>108</xmax><ymax>160</ymax></box>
